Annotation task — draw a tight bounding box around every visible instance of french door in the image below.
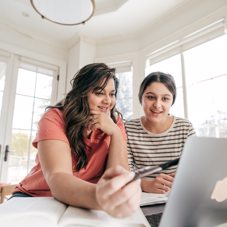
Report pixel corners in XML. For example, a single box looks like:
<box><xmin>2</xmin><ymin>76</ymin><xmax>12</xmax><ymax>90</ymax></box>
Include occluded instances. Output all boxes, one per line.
<box><xmin>0</xmin><ymin>53</ymin><xmax>58</xmax><ymax>184</ymax></box>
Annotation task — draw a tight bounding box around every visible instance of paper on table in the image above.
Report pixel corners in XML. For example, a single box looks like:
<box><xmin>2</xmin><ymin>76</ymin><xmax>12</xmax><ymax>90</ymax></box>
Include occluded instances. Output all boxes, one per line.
<box><xmin>60</xmin><ymin>206</ymin><xmax>150</xmax><ymax>227</ymax></box>
<box><xmin>140</xmin><ymin>192</ymin><xmax>168</xmax><ymax>206</ymax></box>
<box><xmin>0</xmin><ymin>197</ymin><xmax>66</xmax><ymax>227</ymax></box>
<box><xmin>0</xmin><ymin>197</ymin><xmax>150</xmax><ymax>227</ymax></box>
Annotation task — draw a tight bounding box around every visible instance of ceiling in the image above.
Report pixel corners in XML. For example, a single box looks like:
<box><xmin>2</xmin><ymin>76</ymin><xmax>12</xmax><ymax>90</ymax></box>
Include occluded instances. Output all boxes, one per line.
<box><xmin>0</xmin><ymin>0</ymin><xmax>191</xmax><ymax>47</ymax></box>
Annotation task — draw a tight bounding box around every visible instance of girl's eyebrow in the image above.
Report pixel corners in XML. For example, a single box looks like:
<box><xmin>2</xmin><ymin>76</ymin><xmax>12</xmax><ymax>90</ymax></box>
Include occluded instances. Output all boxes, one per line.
<box><xmin>145</xmin><ymin>91</ymin><xmax>171</xmax><ymax>97</ymax></box>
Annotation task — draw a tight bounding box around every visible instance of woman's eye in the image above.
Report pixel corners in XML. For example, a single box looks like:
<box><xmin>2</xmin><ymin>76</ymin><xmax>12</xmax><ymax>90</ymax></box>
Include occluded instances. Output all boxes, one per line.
<box><xmin>95</xmin><ymin>92</ymin><xmax>103</xmax><ymax>96</ymax></box>
<box><xmin>95</xmin><ymin>92</ymin><xmax>102</xmax><ymax>96</ymax></box>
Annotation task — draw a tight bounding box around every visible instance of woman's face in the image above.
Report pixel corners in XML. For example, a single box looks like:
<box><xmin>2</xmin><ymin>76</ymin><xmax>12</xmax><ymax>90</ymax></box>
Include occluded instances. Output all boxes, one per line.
<box><xmin>87</xmin><ymin>78</ymin><xmax>116</xmax><ymax>114</ymax></box>
<box><xmin>142</xmin><ymin>82</ymin><xmax>173</xmax><ymax>123</ymax></box>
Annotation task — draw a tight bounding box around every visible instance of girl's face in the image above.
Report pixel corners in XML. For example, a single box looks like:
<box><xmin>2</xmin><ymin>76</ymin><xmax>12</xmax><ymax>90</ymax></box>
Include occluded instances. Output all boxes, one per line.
<box><xmin>142</xmin><ymin>82</ymin><xmax>173</xmax><ymax>123</ymax></box>
<box><xmin>87</xmin><ymin>78</ymin><xmax>116</xmax><ymax>114</ymax></box>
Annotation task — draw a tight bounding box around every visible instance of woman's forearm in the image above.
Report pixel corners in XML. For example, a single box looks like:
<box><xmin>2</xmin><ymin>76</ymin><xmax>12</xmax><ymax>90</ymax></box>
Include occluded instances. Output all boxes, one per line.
<box><xmin>106</xmin><ymin>127</ymin><xmax>129</xmax><ymax>170</ymax></box>
<box><xmin>47</xmin><ymin>172</ymin><xmax>101</xmax><ymax>209</ymax></box>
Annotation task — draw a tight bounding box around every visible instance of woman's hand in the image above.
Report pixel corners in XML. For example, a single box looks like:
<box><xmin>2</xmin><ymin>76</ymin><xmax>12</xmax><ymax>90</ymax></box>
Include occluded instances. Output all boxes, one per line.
<box><xmin>142</xmin><ymin>173</ymin><xmax>175</xmax><ymax>194</ymax></box>
<box><xmin>96</xmin><ymin>166</ymin><xmax>141</xmax><ymax>218</ymax></box>
<box><xmin>88</xmin><ymin>110</ymin><xmax>119</xmax><ymax>136</ymax></box>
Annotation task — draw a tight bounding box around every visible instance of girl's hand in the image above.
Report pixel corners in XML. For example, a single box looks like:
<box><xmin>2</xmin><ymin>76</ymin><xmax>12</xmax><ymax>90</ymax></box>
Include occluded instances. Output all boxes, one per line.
<box><xmin>142</xmin><ymin>173</ymin><xmax>175</xmax><ymax>194</ymax></box>
<box><xmin>96</xmin><ymin>166</ymin><xmax>141</xmax><ymax>218</ymax></box>
<box><xmin>88</xmin><ymin>110</ymin><xmax>119</xmax><ymax>136</ymax></box>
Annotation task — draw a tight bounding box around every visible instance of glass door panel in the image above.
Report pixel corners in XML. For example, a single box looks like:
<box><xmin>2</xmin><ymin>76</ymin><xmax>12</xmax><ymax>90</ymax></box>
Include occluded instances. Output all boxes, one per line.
<box><xmin>7</xmin><ymin>66</ymin><xmax>56</xmax><ymax>183</ymax></box>
<box><xmin>0</xmin><ymin>56</ymin><xmax>58</xmax><ymax>184</ymax></box>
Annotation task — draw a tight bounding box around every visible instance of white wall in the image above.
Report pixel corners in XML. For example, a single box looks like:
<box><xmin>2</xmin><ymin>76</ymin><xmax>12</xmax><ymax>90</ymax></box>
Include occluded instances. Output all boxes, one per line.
<box><xmin>66</xmin><ymin>37</ymin><xmax>96</xmax><ymax>92</ymax></box>
<box><xmin>0</xmin><ymin>24</ymin><xmax>67</xmax><ymax>101</ymax></box>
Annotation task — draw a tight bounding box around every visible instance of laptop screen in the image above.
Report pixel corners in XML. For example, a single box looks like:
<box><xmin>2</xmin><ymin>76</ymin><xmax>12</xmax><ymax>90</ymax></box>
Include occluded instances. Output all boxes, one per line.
<box><xmin>159</xmin><ymin>136</ymin><xmax>227</xmax><ymax>227</ymax></box>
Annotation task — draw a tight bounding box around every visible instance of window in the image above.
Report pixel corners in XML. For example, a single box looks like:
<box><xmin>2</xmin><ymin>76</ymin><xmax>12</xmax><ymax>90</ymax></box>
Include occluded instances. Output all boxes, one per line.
<box><xmin>146</xmin><ymin>31</ymin><xmax>227</xmax><ymax>137</ymax></box>
<box><xmin>184</xmin><ymin>34</ymin><xmax>227</xmax><ymax>137</ymax></box>
<box><xmin>108</xmin><ymin>62</ymin><xmax>133</xmax><ymax>120</ymax></box>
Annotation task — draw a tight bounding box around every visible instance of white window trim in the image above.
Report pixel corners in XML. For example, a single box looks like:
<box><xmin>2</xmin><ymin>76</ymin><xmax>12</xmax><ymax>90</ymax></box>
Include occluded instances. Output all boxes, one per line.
<box><xmin>148</xmin><ymin>18</ymin><xmax>226</xmax><ymax>66</ymax></box>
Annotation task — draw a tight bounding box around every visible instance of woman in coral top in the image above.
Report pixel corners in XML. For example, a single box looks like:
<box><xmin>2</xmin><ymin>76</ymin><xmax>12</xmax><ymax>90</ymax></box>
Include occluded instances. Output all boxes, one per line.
<box><xmin>12</xmin><ymin>63</ymin><xmax>141</xmax><ymax>218</ymax></box>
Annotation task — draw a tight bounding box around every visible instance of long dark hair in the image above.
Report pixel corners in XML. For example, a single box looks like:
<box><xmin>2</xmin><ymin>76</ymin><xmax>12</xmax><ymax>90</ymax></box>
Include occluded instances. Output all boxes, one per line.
<box><xmin>138</xmin><ymin>71</ymin><xmax>176</xmax><ymax>105</ymax></box>
<box><xmin>50</xmin><ymin>63</ymin><xmax>120</xmax><ymax>171</ymax></box>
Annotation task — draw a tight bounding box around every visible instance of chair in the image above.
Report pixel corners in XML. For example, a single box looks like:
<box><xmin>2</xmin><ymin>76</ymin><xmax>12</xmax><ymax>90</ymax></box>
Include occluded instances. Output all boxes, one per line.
<box><xmin>0</xmin><ymin>184</ymin><xmax>16</xmax><ymax>203</ymax></box>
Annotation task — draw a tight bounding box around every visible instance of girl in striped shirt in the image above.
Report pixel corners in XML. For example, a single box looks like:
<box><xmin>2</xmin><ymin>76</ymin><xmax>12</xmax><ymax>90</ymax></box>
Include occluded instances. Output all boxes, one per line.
<box><xmin>125</xmin><ymin>72</ymin><xmax>195</xmax><ymax>194</ymax></box>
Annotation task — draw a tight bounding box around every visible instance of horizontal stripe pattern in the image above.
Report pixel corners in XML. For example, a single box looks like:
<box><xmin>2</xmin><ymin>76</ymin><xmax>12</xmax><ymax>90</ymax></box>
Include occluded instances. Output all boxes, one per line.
<box><xmin>125</xmin><ymin>117</ymin><xmax>195</xmax><ymax>178</ymax></box>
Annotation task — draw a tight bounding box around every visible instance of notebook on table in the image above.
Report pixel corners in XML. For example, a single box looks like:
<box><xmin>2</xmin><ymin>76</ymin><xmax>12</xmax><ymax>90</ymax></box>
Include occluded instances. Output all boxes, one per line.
<box><xmin>140</xmin><ymin>192</ymin><xmax>168</xmax><ymax>206</ymax></box>
<box><xmin>0</xmin><ymin>197</ymin><xmax>150</xmax><ymax>227</ymax></box>
<box><xmin>159</xmin><ymin>136</ymin><xmax>227</xmax><ymax>227</ymax></box>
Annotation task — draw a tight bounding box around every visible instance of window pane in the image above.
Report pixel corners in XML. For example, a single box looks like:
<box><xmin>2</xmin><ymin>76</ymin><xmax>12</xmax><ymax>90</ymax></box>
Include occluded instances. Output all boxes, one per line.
<box><xmin>184</xmin><ymin>34</ymin><xmax>227</xmax><ymax>137</ymax></box>
<box><xmin>33</xmin><ymin>97</ymin><xmax>50</xmax><ymax>130</ymax></box>
<box><xmin>185</xmin><ymin>35</ymin><xmax>227</xmax><ymax>86</ymax></box>
<box><xmin>35</xmin><ymin>73</ymin><xmax>53</xmax><ymax>99</ymax></box>
<box><xmin>171</xmin><ymin>87</ymin><xmax>184</xmax><ymax>118</ymax></box>
<box><xmin>116</xmin><ymin>71</ymin><xmax>133</xmax><ymax>120</ymax></box>
<box><xmin>8</xmin><ymin>129</ymin><xmax>31</xmax><ymax>183</ymax></box>
<box><xmin>13</xmin><ymin>95</ymin><xmax>33</xmax><ymax>129</ymax></box>
<box><xmin>17</xmin><ymin>69</ymin><xmax>36</xmax><ymax>96</ymax></box>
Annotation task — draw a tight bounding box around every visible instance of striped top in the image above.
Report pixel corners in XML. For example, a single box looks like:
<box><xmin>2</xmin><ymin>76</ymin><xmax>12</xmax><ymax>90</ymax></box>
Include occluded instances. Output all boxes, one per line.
<box><xmin>125</xmin><ymin>116</ymin><xmax>195</xmax><ymax>178</ymax></box>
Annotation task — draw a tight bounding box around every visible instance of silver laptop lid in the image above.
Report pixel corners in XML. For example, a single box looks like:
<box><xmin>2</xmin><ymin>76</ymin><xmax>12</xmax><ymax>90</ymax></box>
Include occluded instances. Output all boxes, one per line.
<box><xmin>159</xmin><ymin>136</ymin><xmax>227</xmax><ymax>227</ymax></box>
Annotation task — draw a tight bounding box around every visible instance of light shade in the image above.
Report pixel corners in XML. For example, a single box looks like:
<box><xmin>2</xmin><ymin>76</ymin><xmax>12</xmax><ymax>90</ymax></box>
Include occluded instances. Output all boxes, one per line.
<box><xmin>30</xmin><ymin>0</ymin><xmax>95</xmax><ymax>26</ymax></box>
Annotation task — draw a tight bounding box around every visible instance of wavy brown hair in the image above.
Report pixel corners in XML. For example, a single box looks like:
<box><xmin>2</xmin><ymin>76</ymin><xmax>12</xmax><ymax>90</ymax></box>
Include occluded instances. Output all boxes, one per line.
<box><xmin>50</xmin><ymin>63</ymin><xmax>120</xmax><ymax>171</ymax></box>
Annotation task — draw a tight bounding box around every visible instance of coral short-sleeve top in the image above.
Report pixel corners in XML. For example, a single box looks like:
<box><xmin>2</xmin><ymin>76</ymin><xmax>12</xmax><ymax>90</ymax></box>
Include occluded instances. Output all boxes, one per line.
<box><xmin>15</xmin><ymin>108</ymin><xmax>127</xmax><ymax>196</ymax></box>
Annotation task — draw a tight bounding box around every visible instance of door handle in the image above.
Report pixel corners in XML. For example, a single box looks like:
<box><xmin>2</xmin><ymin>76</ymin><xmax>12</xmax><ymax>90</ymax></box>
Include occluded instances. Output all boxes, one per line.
<box><xmin>4</xmin><ymin>145</ymin><xmax>10</xmax><ymax>162</ymax></box>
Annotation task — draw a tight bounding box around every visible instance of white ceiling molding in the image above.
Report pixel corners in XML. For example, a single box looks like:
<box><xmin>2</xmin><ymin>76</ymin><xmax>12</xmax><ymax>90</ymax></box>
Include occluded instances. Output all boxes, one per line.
<box><xmin>95</xmin><ymin>0</ymin><xmax>128</xmax><ymax>15</ymax></box>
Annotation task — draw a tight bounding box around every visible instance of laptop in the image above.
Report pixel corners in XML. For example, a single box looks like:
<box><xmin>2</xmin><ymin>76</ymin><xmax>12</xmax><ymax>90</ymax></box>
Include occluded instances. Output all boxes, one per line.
<box><xmin>159</xmin><ymin>136</ymin><xmax>227</xmax><ymax>227</ymax></box>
